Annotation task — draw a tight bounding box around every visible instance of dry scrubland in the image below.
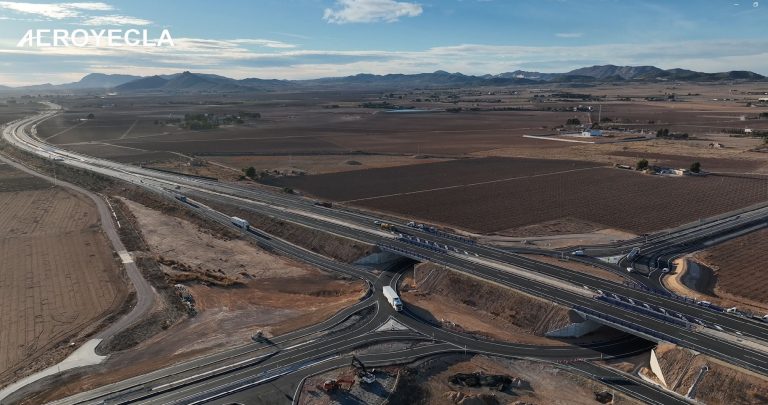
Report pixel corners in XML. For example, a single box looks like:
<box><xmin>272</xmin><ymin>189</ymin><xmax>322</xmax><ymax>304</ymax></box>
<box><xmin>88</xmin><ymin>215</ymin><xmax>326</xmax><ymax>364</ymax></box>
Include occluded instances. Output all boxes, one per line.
<box><xmin>401</xmin><ymin>263</ymin><xmax>572</xmax><ymax>344</ymax></box>
<box><xmin>24</xmin><ymin>194</ymin><xmax>367</xmax><ymax>404</ymax></box>
<box><xmin>649</xmin><ymin>343</ymin><xmax>768</xmax><ymax>404</ymax></box>
<box><xmin>392</xmin><ymin>355</ymin><xmax>640</xmax><ymax>405</ymax></box>
<box><xmin>34</xmin><ymin>198</ymin><xmax>367</xmax><ymax>398</ymax></box>
<box><xmin>0</xmin><ymin>163</ymin><xmax>126</xmax><ymax>387</ymax></box>
<box><xmin>123</xmin><ymin>198</ymin><xmax>365</xmax><ymax>346</ymax></box>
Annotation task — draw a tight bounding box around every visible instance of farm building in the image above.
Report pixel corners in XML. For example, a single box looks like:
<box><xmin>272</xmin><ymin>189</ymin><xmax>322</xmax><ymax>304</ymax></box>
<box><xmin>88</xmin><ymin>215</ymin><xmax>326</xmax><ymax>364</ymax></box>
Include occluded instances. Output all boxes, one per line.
<box><xmin>580</xmin><ymin>129</ymin><xmax>603</xmax><ymax>137</ymax></box>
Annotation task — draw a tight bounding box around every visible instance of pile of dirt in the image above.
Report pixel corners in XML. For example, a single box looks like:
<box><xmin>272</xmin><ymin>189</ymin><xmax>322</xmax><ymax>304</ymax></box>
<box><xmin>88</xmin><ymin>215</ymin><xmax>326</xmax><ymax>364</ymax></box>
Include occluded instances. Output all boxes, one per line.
<box><xmin>651</xmin><ymin>343</ymin><xmax>696</xmax><ymax>389</ymax></box>
<box><xmin>203</xmin><ymin>199</ymin><xmax>375</xmax><ymax>263</ymax></box>
<box><xmin>99</xmin><ymin>256</ymin><xmax>188</xmax><ymax>353</ymax></box>
<box><xmin>408</xmin><ymin>355</ymin><xmax>639</xmax><ymax>405</ymax></box>
<box><xmin>444</xmin><ymin>391</ymin><xmax>500</xmax><ymax>405</ymax></box>
<box><xmin>650</xmin><ymin>345</ymin><xmax>768</xmax><ymax>404</ymax></box>
<box><xmin>406</xmin><ymin>263</ymin><xmax>570</xmax><ymax>340</ymax></box>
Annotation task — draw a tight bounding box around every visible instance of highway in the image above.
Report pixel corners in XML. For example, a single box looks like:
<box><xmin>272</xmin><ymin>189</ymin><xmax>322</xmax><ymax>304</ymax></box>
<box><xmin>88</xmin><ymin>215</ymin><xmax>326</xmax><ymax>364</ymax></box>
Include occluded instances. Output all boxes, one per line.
<box><xmin>1</xmin><ymin>104</ymin><xmax>761</xmax><ymax>403</ymax></box>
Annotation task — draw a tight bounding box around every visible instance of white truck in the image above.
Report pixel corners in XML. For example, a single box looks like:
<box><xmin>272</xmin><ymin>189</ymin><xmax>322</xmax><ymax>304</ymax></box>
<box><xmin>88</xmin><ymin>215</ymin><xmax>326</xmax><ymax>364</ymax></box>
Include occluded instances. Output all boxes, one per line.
<box><xmin>382</xmin><ymin>286</ymin><xmax>403</xmax><ymax>312</ymax></box>
<box><xmin>231</xmin><ymin>216</ymin><xmax>249</xmax><ymax>230</ymax></box>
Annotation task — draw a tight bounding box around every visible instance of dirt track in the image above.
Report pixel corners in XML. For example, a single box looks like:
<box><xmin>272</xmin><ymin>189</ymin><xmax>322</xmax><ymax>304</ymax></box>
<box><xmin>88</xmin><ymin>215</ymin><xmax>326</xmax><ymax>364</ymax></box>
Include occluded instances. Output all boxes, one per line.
<box><xmin>0</xmin><ymin>162</ymin><xmax>128</xmax><ymax>387</ymax></box>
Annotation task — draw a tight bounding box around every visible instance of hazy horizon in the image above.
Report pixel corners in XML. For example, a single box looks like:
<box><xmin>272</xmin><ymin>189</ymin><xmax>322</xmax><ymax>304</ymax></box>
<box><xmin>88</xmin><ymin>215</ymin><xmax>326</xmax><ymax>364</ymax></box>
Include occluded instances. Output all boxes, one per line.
<box><xmin>0</xmin><ymin>0</ymin><xmax>766</xmax><ymax>86</ymax></box>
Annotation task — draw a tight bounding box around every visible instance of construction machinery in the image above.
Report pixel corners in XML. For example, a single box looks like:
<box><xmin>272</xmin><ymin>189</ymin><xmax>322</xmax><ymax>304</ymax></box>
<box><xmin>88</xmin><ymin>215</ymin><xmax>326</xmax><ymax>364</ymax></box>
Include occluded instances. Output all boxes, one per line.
<box><xmin>352</xmin><ymin>355</ymin><xmax>376</xmax><ymax>384</ymax></box>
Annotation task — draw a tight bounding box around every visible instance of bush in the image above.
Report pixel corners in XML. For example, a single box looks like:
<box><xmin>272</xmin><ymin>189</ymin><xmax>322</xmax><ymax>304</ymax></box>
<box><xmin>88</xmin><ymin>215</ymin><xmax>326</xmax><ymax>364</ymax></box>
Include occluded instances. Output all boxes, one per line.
<box><xmin>566</xmin><ymin>118</ymin><xmax>581</xmax><ymax>126</ymax></box>
<box><xmin>690</xmin><ymin>161</ymin><xmax>701</xmax><ymax>173</ymax></box>
<box><xmin>244</xmin><ymin>166</ymin><xmax>256</xmax><ymax>178</ymax></box>
<box><xmin>637</xmin><ymin>159</ymin><xmax>649</xmax><ymax>171</ymax></box>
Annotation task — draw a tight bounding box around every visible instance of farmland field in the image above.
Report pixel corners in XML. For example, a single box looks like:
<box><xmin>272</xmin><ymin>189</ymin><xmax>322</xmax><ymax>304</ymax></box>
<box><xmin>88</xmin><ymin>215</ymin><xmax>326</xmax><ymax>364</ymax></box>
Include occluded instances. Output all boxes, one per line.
<box><xmin>0</xmin><ymin>163</ymin><xmax>127</xmax><ymax>386</ymax></box>
<box><xmin>269</xmin><ymin>158</ymin><xmax>768</xmax><ymax>234</ymax></box>
<box><xmin>695</xmin><ymin>228</ymin><xmax>768</xmax><ymax>305</ymax></box>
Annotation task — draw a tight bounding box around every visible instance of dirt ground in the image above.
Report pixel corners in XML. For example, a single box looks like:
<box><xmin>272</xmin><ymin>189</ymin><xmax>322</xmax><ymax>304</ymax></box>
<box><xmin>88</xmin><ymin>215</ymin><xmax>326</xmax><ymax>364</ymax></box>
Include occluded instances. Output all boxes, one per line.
<box><xmin>692</xmin><ymin>228</ymin><xmax>768</xmax><ymax>307</ymax></box>
<box><xmin>519</xmin><ymin>254</ymin><xmax>627</xmax><ymax>284</ymax></box>
<box><xmin>647</xmin><ymin>344</ymin><xmax>768</xmax><ymax>404</ymax></box>
<box><xmin>0</xmin><ymin>163</ymin><xmax>127</xmax><ymax>388</ymax></box>
<box><xmin>278</xmin><ymin>160</ymin><xmax>768</xmax><ymax>235</ymax></box>
<box><xmin>401</xmin><ymin>355</ymin><xmax>640</xmax><ymax>405</ymax></box>
<box><xmin>400</xmin><ymin>263</ymin><xmax>615</xmax><ymax>345</ymax></box>
<box><xmin>30</xmin><ymin>197</ymin><xmax>367</xmax><ymax>403</ymax></box>
<box><xmin>664</xmin><ymin>257</ymin><xmax>768</xmax><ymax>315</ymax></box>
<box><xmin>209</xmin><ymin>154</ymin><xmax>455</xmax><ymax>175</ymax></box>
<box><xmin>35</xmin><ymin>86</ymin><xmax>768</xmax><ymax>239</ymax></box>
<box><xmin>121</xmin><ymin>198</ymin><xmax>311</xmax><ymax>283</ymax></box>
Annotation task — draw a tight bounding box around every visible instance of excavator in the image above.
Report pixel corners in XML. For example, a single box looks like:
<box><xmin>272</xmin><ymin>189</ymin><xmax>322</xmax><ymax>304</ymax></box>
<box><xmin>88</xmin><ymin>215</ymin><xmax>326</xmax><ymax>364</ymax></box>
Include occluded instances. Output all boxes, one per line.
<box><xmin>318</xmin><ymin>356</ymin><xmax>376</xmax><ymax>395</ymax></box>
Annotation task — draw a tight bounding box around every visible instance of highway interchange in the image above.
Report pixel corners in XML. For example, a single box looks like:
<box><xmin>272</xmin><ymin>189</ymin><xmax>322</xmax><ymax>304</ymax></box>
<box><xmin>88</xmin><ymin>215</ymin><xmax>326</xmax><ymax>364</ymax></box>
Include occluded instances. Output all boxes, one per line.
<box><xmin>2</xmin><ymin>104</ymin><xmax>768</xmax><ymax>404</ymax></box>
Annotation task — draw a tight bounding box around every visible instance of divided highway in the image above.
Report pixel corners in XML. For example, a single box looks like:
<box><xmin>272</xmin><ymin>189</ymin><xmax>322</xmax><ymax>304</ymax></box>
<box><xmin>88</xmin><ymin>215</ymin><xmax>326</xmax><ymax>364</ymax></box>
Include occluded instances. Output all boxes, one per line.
<box><xmin>2</xmin><ymin>104</ymin><xmax>764</xmax><ymax>404</ymax></box>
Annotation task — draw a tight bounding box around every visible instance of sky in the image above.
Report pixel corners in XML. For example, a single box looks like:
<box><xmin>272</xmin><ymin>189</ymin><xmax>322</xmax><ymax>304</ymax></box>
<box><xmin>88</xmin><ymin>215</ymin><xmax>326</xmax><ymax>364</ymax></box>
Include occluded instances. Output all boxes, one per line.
<box><xmin>0</xmin><ymin>0</ymin><xmax>766</xmax><ymax>86</ymax></box>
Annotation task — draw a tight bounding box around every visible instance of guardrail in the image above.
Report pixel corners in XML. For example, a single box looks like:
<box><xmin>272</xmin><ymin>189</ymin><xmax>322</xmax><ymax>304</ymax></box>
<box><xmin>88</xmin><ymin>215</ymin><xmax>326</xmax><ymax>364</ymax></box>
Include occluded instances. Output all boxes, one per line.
<box><xmin>574</xmin><ymin>305</ymin><xmax>681</xmax><ymax>345</ymax></box>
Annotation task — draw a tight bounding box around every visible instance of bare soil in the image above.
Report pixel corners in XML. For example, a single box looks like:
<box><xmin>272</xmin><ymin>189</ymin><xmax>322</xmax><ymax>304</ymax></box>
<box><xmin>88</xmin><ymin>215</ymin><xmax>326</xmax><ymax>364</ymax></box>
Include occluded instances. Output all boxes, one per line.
<box><xmin>401</xmin><ymin>263</ymin><xmax>573</xmax><ymax>344</ymax></box>
<box><xmin>651</xmin><ymin>344</ymin><xmax>768</xmax><ymax>404</ymax></box>
<box><xmin>203</xmin><ymin>198</ymin><xmax>375</xmax><ymax>264</ymax></box>
<box><xmin>405</xmin><ymin>355</ymin><xmax>640</xmax><ymax>405</ymax></box>
<box><xmin>693</xmin><ymin>227</ymin><xmax>768</xmax><ymax>306</ymax></box>
<box><xmin>519</xmin><ymin>254</ymin><xmax>627</xmax><ymax>284</ymax></box>
<box><xmin>31</xmin><ymin>196</ymin><xmax>367</xmax><ymax>404</ymax></box>
<box><xmin>209</xmin><ymin>154</ymin><xmax>454</xmax><ymax>175</ymax></box>
<box><xmin>0</xmin><ymin>164</ymin><xmax>128</xmax><ymax>388</ymax></box>
<box><xmin>274</xmin><ymin>159</ymin><xmax>768</xmax><ymax>234</ymax></box>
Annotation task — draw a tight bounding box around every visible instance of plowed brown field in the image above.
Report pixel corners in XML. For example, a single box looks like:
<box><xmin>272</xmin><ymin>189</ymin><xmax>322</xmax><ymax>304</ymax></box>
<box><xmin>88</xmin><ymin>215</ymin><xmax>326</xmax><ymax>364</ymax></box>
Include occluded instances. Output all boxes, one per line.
<box><xmin>696</xmin><ymin>227</ymin><xmax>768</xmax><ymax>305</ymax></box>
<box><xmin>0</xmin><ymin>164</ymin><xmax>126</xmax><ymax>386</ymax></box>
<box><xmin>270</xmin><ymin>158</ymin><xmax>768</xmax><ymax>234</ymax></box>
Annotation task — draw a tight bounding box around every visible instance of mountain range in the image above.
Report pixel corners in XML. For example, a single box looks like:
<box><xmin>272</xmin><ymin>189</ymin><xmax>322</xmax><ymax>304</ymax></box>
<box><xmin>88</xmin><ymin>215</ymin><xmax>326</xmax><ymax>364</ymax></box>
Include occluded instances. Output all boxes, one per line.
<box><xmin>1</xmin><ymin>65</ymin><xmax>765</xmax><ymax>94</ymax></box>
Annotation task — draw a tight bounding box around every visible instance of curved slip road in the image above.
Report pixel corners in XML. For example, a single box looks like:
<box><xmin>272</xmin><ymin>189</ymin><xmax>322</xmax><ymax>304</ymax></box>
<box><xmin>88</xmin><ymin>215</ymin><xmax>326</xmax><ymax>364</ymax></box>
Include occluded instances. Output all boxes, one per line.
<box><xmin>0</xmin><ymin>113</ymin><xmax>156</xmax><ymax>404</ymax></box>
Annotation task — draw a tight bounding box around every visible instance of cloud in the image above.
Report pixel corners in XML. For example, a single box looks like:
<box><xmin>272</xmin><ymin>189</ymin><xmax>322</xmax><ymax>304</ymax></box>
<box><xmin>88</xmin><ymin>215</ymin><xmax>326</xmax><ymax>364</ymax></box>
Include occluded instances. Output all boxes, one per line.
<box><xmin>230</xmin><ymin>39</ymin><xmax>297</xmax><ymax>49</ymax></box>
<box><xmin>323</xmin><ymin>0</ymin><xmax>422</xmax><ymax>24</ymax></box>
<box><xmin>2</xmin><ymin>38</ymin><xmax>768</xmax><ymax>86</ymax></box>
<box><xmin>0</xmin><ymin>2</ymin><xmax>111</xmax><ymax>19</ymax></box>
<box><xmin>555</xmin><ymin>32</ymin><xmax>583</xmax><ymax>38</ymax></box>
<box><xmin>82</xmin><ymin>14</ymin><xmax>151</xmax><ymax>25</ymax></box>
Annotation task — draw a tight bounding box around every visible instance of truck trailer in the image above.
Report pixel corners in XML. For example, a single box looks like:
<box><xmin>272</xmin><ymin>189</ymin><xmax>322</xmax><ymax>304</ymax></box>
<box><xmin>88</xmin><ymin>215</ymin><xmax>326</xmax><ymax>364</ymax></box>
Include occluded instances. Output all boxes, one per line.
<box><xmin>231</xmin><ymin>216</ymin><xmax>249</xmax><ymax>230</ymax></box>
<box><xmin>382</xmin><ymin>286</ymin><xmax>403</xmax><ymax>312</ymax></box>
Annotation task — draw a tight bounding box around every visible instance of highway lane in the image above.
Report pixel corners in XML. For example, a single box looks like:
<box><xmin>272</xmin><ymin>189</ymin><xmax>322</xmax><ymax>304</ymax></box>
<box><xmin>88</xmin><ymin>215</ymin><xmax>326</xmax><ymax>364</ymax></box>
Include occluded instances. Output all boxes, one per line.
<box><xmin>47</xmin><ymin>198</ymin><xmax>655</xmax><ymax>404</ymax></box>
<box><xmin>0</xmin><ymin>106</ymin><xmax>759</xmax><ymax>403</ymax></box>
<box><xmin>9</xmin><ymin>107</ymin><xmax>768</xmax><ymax>362</ymax></box>
<box><xmin>183</xmin><ymin>184</ymin><xmax>768</xmax><ymax>349</ymax></box>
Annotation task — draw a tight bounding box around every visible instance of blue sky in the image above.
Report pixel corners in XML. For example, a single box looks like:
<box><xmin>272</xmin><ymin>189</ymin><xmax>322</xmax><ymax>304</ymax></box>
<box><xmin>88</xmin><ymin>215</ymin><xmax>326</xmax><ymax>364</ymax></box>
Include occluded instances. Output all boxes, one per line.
<box><xmin>0</xmin><ymin>0</ymin><xmax>766</xmax><ymax>85</ymax></box>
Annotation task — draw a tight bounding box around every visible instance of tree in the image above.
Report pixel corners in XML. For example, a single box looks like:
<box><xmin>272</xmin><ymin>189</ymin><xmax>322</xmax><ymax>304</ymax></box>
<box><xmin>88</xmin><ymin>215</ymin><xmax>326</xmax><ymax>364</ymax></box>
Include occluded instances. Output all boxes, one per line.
<box><xmin>566</xmin><ymin>118</ymin><xmax>581</xmax><ymax>126</ymax></box>
<box><xmin>636</xmin><ymin>159</ymin><xmax>649</xmax><ymax>171</ymax></box>
<box><xmin>244</xmin><ymin>166</ymin><xmax>256</xmax><ymax>178</ymax></box>
<box><xmin>86</xmin><ymin>113</ymin><xmax>95</xmax><ymax>119</ymax></box>
<box><xmin>690</xmin><ymin>162</ymin><xmax>701</xmax><ymax>173</ymax></box>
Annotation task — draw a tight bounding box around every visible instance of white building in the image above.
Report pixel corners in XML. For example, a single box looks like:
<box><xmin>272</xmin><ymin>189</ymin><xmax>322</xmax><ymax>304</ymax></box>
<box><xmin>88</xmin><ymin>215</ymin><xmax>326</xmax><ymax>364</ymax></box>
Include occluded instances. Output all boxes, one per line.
<box><xmin>580</xmin><ymin>129</ymin><xmax>603</xmax><ymax>137</ymax></box>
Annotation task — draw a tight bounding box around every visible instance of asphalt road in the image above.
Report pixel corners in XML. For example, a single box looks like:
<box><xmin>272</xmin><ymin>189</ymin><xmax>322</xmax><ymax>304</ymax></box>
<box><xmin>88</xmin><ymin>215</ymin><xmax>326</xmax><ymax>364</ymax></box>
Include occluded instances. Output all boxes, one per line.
<box><xmin>0</xmin><ymin>105</ymin><xmax>753</xmax><ymax>404</ymax></box>
<box><xmin>0</xmin><ymin>150</ymin><xmax>156</xmax><ymax>343</ymax></box>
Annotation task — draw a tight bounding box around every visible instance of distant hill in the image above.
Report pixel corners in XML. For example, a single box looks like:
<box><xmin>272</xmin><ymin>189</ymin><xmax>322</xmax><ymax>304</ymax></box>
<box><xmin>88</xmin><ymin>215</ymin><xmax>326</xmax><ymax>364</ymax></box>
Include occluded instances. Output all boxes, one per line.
<box><xmin>115</xmin><ymin>75</ymin><xmax>168</xmax><ymax>91</ymax></box>
<box><xmin>1</xmin><ymin>64</ymin><xmax>765</xmax><ymax>94</ymax></box>
<box><xmin>62</xmin><ymin>73</ymin><xmax>141</xmax><ymax>89</ymax></box>
<box><xmin>566</xmin><ymin>65</ymin><xmax>664</xmax><ymax>80</ymax></box>
<box><xmin>115</xmin><ymin>71</ymin><xmax>245</xmax><ymax>93</ymax></box>
<box><xmin>508</xmin><ymin>65</ymin><xmax>767</xmax><ymax>82</ymax></box>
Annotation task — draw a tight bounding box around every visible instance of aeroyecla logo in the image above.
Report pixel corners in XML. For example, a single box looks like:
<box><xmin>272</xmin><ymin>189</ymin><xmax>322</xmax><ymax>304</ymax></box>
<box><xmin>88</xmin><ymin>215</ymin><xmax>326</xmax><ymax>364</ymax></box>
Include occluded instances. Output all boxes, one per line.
<box><xmin>17</xmin><ymin>29</ymin><xmax>174</xmax><ymax>47</ymax></box>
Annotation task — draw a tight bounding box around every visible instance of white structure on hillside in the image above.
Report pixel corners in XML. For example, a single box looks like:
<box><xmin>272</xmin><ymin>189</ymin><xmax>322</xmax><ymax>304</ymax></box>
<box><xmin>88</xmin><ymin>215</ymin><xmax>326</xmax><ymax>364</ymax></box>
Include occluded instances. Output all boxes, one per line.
<box><xmin>580</xmin><ymin>129</ymin><xmax>603</xmax><ymax>137</ymax></box>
